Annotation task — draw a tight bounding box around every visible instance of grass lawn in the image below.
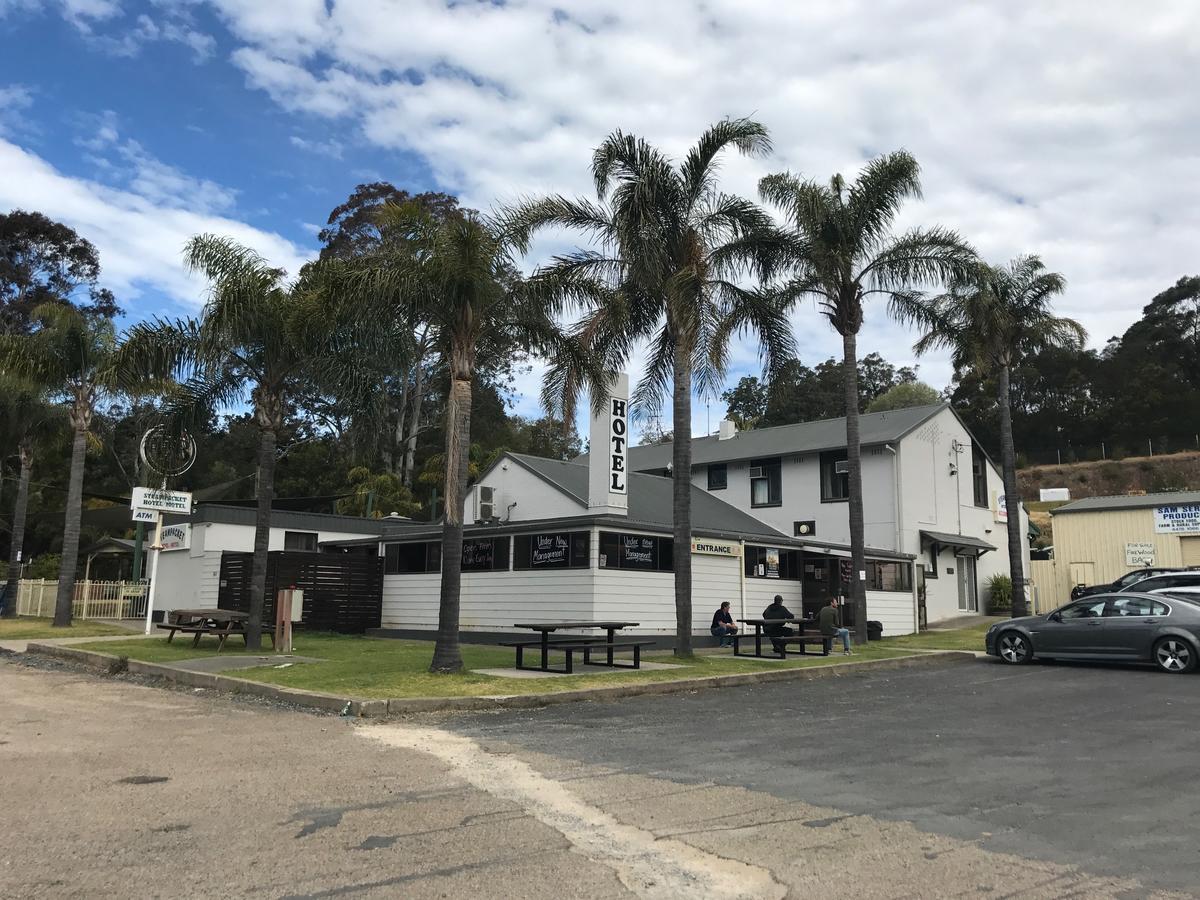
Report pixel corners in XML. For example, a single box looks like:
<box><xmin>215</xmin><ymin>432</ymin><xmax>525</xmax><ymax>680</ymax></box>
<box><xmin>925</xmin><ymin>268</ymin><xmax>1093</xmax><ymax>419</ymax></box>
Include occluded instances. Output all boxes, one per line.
<box><xmin>74</xmin><ymin>633</ymin><xmax>919</xmax><ymax>699</ymax></box>
<box><xmin>879</xmin><ymin>622</ymin><xmax>992</xmax><ymax>652</ymax></box>
<box><xmin>0</xmin><ymin>617</ymin><xmax>133</xmax><ymax>640</ymax></box>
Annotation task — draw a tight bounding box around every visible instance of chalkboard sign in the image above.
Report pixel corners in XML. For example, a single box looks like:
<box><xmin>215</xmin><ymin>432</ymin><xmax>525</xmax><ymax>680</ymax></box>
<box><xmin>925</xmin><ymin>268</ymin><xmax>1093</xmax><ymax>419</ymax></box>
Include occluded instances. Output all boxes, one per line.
<box><xmin>513</xmin><ymin>532</ymin><xmax>589</xmax><ymax>570</ymax></box>
<box><xmin>531</xmin><ymin>534</ymin><xmax>569</xmax><ymax>567</ymax></box>
<box><xmin>461</xmin><ymin>537</ymin><xmax>509</xmax><ymax>571</ymax></box>
<box><xmin>620</xmin><ymin>535</ymin><xmax>656</xmax><ymax>569</ymax></box>
<box><xmin>599</xmin><ymin>531</ymin><xmax>672</xmax><ymax>571</ymax></box>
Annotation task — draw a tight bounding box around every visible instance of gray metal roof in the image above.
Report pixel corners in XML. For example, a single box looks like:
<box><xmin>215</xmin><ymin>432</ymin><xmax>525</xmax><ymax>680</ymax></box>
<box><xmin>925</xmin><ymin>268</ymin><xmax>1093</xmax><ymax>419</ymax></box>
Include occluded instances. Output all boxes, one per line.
<box><xmin>1052</xmin><ymin>491</ymin><xmax>1200</xmax><ymax>516</ymax></box>
<box><xmin>920</xmin><ymin>530</ymin><xmax>997</xmax><ymax>553</ymax></box>
<box><xmin>164</xmin><ymin>503</ymin><xmax>413</xmax><ymax>534</ymax></box>
<box><xmin>592</xmin><ymin>403</ymin><xmax>946</xmax><ymax>471</ymax></box>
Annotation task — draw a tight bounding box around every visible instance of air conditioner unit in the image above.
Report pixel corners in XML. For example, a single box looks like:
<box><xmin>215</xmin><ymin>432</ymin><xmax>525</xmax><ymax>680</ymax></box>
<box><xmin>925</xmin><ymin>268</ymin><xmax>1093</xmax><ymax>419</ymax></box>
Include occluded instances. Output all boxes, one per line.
<box><xmin>834</xmin><ymin>460</ymin><xmax>849</xmax><ymax>475</ymax></box>
<box><xmin>477</xmin><ymin>485</ymin><xmax>495</xmax><ymax>521</ymax></box>
<box><xmin>749</xmin><ymin>466</ymin><xmax>764</xmax><ymax>478</ymax></box>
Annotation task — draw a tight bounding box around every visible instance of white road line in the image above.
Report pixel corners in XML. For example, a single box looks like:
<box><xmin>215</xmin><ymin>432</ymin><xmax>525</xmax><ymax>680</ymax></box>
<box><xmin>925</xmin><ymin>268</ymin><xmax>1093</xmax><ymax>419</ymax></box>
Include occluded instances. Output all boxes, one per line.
<box><xmin>362</xmin><ymin>725</ymin><xmax>786</xmax><ymax>900</ymax></box>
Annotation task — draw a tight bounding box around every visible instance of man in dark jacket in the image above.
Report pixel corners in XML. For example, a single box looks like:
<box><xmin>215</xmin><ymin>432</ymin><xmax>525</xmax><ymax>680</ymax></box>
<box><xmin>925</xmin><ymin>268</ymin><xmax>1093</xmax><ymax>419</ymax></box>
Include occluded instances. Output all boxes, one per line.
<box><xmin>818</xmin><ymin>596</ymin><xmax>852</xmax><ymax>655</ymax></box>
<box><xmin>762</xmin><ymin>594</ymin><xmax>795</xmax><ymax>655</ymax></box>
<box><xmin>710</xmin><ymin>601</ymin><xmax>738</xmax><ymax>647</ymax></box>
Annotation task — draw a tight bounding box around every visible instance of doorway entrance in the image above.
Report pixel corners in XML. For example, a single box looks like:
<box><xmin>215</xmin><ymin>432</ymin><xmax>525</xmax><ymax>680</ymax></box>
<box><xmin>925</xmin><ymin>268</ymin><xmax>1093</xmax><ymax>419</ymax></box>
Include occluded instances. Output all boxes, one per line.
<box><xmin>957</xmin><ymin>555</ymin><xmax>978</xmax><ymax>612</ymax></box>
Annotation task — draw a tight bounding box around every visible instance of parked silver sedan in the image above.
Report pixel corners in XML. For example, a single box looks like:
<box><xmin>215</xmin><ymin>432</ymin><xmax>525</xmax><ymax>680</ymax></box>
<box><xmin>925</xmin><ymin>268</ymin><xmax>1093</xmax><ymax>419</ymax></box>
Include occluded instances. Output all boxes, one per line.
<box><xmin>986</xmin><ymin>592</ymin><xmax>1200</xmax><ymax>674</ymax></box>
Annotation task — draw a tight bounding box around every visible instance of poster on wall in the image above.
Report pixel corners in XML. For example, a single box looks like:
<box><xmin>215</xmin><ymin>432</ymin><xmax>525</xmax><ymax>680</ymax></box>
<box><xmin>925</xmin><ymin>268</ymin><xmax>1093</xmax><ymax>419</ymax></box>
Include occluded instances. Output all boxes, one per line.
<box><xmin>1154</xmin><ymin>504</ymin><xmax>1200</xmax><ymax>534</ymax></box>
<box><xmin>993</xmin><ymin>491</ymin><xmax>1009</xmax><ymax>524</ymax></box>
<box><xmin>765</xmin><ymin>548</ymin><xmax>780</xmax><ymax>578</ymax></box>
<box><xmin>530</xmin><ymin>534</ymin><xmax>569</xmax><ymax>567</ymax></box>
<box><xmin>620</xmin><ymin>535</ymin><xmax>656</xmax><ymax>569</ymax></box>
<box><xmin>1125</xmin><ymin>542</ymin><xmax>1156</xmax><ymax>566</ymax></box>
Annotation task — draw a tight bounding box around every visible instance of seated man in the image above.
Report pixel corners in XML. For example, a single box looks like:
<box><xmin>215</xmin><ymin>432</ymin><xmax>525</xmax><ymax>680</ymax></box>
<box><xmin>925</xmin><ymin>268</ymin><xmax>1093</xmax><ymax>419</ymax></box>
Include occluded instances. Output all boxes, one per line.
<box><xmin>762</xmin><ymin>594</ymin><xmax>796</xmax><ymax>655</ymax></box>
<box><xmin>710</xmin><ymin>601</ymin><xmax>739</xmax><ymax>647</ymax></box>
<box><xmin>818</xmin><ymin>596</ymin><xmax>853</xmax><ymax>655</ymax></box>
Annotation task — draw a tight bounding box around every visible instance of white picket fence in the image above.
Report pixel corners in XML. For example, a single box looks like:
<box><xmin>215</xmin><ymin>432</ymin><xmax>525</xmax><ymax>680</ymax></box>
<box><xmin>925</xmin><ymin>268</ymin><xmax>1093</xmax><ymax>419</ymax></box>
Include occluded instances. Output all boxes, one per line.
<box><xmin>17</xmin><ymin>579</ymin><xmax>149</xmax><ymax>620</ymax></box>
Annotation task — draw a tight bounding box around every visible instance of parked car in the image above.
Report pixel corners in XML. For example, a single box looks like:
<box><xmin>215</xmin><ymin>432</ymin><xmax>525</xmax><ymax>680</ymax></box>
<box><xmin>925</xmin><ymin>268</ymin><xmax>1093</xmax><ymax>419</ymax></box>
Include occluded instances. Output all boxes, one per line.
<box><xmin>986</xmin><ymin>592</ymin><xmax>1200</xmax><ymax>673</ymax></box>
<box><xmin>1119</xmin><ymin>572</ymin><xmax>1200</xmax><ymax>594</ymax></box>
<box><xmin>1070</xmin><ymin>567</ymin><xmax>1186</xmax><ymax>600</ymax></box>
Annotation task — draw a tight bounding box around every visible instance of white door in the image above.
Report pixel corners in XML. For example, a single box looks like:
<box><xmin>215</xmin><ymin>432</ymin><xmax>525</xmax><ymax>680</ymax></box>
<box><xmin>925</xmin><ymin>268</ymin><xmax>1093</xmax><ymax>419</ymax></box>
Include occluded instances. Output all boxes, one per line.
<box><xmin>957</xmin><ymin>556</ymin><xmax>978</xmax><ymax>612</ymax></box>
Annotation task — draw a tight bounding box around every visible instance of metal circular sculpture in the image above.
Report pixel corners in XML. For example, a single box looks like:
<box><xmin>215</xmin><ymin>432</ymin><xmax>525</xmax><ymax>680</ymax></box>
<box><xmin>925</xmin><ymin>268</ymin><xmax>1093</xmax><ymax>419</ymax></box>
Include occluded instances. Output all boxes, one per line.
<box><xmin>139</xmin><ymin>425</ymin><xmax>197</xmax><ymax>479</ymax></box>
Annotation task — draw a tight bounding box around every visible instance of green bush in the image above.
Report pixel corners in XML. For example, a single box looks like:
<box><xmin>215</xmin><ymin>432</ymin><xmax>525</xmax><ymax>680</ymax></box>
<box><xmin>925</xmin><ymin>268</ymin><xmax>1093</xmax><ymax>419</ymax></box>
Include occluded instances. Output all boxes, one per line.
<box><xmin>986</xmin><ymin>573</ymin><xmax>1013</xmax><ymax>613</ymax></box>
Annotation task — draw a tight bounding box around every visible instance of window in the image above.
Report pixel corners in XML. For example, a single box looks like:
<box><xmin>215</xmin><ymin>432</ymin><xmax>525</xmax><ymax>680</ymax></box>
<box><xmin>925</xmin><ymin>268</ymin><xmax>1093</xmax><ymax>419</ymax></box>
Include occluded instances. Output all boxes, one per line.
<box><xmin>598</xmin><ymin>531</ymin><xmax>673</xmax><ymax>571</ymax></box>
<box><xmin>866</xmin><ymin>561</ymin><xmax>912</xmax><ymax>592</ymax></box>
<box><xmin>1061</xmin><ymin>599</ymin><xmax>1107</xmax><ymax>619</ymax></box>
<box><xmin>1107</xmin><ymin>597</ymin><xmax>1169</xmax><ymax>617</ymax></box>
<box><xmin>707</xmin><ymin>463</ymin><xmax>728</xmax><ymax>491</ymax></box>
<box><xmin>925</xmin><ymin>544</ymin><xmax>939</xmax><ymax>578</ymax></box>
<box><xmin>820</xmin><ymin>451</ymin><xmax>850</xmax><ymax>502</ymax></box>
<box><xmin>283</xmin><ymin>531</ymin><xmax>318</xmax><ymax>552</ymax></box>
<box><xmin>513</xmin><ymin>532</ymin><xmax>590</xmax><ymax>570</ymax></box>
<box><xmin>384</xmin><ymin>541</ymin><xmax>441</xmax><ymax>574</ymax></box>
<box><xmin>971</xmin><ymin>444</ymin><xmax>988</xmax><ymax>508</ymax></box>
<box><xmin>744</xmin><ymin>546</ymin><xmax>802</xmax><ymax>580</ymax></box>
<box><xmin>461</xmin><ymin>536</ymin><xmax>510</xmax><ymax>572</ymax></box>
<box><xmin>749</xmin><ymin>457</ymin><xmax>782</xmax><ymax>507</ymax></box>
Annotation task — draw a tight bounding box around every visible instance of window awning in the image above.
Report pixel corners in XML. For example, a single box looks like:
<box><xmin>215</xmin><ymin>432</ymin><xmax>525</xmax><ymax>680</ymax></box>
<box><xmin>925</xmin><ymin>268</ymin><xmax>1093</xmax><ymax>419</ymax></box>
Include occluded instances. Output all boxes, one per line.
<box><xmin>920</xmin><ymin>530</ymin><xmax>996</xmax><ymax>556</ymax></box>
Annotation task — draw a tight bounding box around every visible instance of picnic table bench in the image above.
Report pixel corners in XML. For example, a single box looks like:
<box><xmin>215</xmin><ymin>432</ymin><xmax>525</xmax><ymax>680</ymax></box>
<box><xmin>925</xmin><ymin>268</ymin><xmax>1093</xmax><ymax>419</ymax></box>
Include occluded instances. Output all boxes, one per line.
<box><xmin>504</xmin><ymin>621</ymin><xmax>654</xmax><ymax>674</ymax></box>
<box><xmin>156</xmin><ymin>608</ymin><xmax>273</xmax><ymax>653</ymax></box>
<box><xmin>734</xmin><ymin>618</ymin><xmax>831</xmax><ymax>659</ymax></box>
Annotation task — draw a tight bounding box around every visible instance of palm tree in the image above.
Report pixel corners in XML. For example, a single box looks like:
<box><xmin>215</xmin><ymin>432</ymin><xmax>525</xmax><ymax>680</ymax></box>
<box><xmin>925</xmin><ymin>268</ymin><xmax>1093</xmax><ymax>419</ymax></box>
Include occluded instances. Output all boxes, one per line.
<box><xmin>0</xmin><ymin>304</ymin><xmax>121</xmax><ymax>626</ymax></box>
<box><xmin>896</xmin><ymin>256</ymin><xmax>1085</xmax><ymax>617</ymax></box>
<box><xmin>760</xmin><ymin>151</ymin><xmax>975</xmax><ymax>643</ymax></box>
<box><xmin>121</xmin><ymin>235</ymin><xmax>361</xmax><ymax>649</ymax></box>
<box><xmin>505</xmin><ymin>119</ymin><xmax>796</xmax><ymax>657</ymax></box>
<box><xmin>327</xmin><ymin>202</ymin><xmax>598</xmax><ymax>672</ymax></box>
<box><xmin>1</xmin><ymin>382</ymin><xmax>63</xmax><ymax>618</ymax></box>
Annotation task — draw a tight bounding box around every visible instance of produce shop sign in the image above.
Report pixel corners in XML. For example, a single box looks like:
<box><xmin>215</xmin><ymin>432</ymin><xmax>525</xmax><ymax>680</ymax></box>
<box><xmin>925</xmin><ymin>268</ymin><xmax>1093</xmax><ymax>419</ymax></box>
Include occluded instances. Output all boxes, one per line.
<box><xmin>1154</xmin><ymin>503</ymin><xmax>1200</xmax><ymax>535</ymax></box>
<box><xmin>131</xmin><ymin>486</ymin><xmax>193</xmax><ymax>515</ymax></box>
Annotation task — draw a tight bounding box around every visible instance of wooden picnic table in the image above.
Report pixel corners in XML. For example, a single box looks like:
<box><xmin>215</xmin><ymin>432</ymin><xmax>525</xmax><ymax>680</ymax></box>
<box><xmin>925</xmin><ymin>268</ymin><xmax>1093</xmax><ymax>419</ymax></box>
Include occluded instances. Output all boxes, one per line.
<box><xmin>157</xmin><ymin>608</ymin><xmax>272</xmax><ymax>653</ymax></box>
<box><xmin>508</xmin><ymin>621</ymin><xmax>650</xmax><ymax>674</ymax></box>
<box><xmin>735</xmin><ymin>617</ymin><xmax>828</xmax><ymax>659</ymax></box>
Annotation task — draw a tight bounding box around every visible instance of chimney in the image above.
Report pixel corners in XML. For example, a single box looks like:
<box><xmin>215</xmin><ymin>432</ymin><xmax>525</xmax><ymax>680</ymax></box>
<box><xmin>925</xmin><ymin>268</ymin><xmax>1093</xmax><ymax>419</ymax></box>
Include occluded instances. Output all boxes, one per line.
<box><xmin>718</xmin><ymin>419</ymin><xmax>737</xmax><ymax>441</ymax></box>
<box><xmin>588</xmin><ymin>372</ymin><xmax>629</xmax><ymax>517</ymax></box>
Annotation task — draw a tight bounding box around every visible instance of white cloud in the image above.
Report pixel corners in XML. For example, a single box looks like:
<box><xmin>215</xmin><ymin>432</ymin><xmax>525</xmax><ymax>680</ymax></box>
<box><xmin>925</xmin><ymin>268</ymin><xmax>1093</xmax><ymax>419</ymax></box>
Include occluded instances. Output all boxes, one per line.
<box><xmin>4</xmin><ymin>0</ymin><xmax>215</xmax><ymax>60</ymax></box>
<box><xmin>0</xmin><ymin>138</ymin><xmax>311</xmax><ymax>317</ymax></box>
<box><xmin>289</xmin><ymin>134</ymin><xmax>343</xmax><ymax>160</ymax></box>
<box><xmin>185</xmin><ymin>1</ymin><xmax>1200</xmax><ymax>414</ymax></box>
<box><xmin>0</xmin><ymin>84</ymin><xmax>34</xmax><ymax>136</ymax></box>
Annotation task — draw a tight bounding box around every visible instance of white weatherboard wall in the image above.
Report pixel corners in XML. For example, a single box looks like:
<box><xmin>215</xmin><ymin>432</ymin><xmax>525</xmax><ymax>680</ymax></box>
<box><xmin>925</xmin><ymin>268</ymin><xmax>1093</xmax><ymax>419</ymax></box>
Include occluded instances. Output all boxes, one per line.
<box><xmin>866</xmin><ymin>590</ymin><xmax>917</xmax><ymax>637</ymax></box>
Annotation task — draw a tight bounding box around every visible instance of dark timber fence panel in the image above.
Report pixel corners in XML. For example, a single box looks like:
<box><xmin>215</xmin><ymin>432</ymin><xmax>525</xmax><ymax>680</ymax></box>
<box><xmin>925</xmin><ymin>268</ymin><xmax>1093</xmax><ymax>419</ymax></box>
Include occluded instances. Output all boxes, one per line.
<box><xmin>217</xmin><ymin>551</ymin><xmax>383</xmax><ymax>634</ymax></box>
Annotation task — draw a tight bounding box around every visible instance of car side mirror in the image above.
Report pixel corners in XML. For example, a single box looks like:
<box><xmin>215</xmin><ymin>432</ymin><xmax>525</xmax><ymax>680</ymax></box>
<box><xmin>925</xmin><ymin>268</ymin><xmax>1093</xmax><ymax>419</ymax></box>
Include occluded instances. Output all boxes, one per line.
<box><xmin>1048</xmin><ymin>612</ymin><xmax>1062</xmax><ymax>623</ymax></box>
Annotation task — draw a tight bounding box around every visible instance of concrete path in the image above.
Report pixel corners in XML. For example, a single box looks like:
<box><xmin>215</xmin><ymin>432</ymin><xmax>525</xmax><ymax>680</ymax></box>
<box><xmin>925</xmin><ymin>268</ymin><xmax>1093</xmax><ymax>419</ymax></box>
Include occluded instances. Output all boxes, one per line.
<box><xmin>3</xmin><ymin>653</ymin><xmax>1192</xmax><ymax>898</ymax></box>
<box><xmin>0</xmin><ymin>629</ymin><xmax>159</xmax><ymax>654</ymax></box>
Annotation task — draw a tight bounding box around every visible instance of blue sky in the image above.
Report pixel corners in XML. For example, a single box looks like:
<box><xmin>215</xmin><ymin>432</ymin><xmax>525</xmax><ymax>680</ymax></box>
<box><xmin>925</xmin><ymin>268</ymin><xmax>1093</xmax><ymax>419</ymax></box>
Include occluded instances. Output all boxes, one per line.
<box><xmin>2</xmin><ymin>1</ymin><xmax>1199</xmax><ymax>437</ymax></box>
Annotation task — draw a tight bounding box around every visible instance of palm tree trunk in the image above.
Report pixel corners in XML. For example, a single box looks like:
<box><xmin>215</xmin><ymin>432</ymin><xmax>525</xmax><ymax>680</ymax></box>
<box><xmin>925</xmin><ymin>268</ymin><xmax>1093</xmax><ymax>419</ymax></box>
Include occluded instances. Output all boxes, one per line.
<box><xmin>672</xmin><ymin>342</ymin><xmax>694</xmax><ymax>657</ymax></box>
<box><xmin>841</xmin><ymin>331</ymin><xmax>868</xmax><ymax>645</ymax></box>
<box><xmin>247</xmin><ymin>425</ymin><xmax>277</xmax><ymax>650</ymax></box>
<box><xmin>3</xmin><ymin>444</ymin><xmax>33</xmax><ymax>619</ymax></box>
<box><xmin>997</xmin><ymin>365</ymin><xmax>1027</xmax><ymax>617</ymax></box>
<box><xmin>431</xmin><ymin>354</ymin><xmax>472</xmax><ymax>673</ymax></box>
<box><xmin>403</xmin><ymin>354</ymin><xmax>426</xmax><ymax>488</ymax></box>
<box><xmin>52</xmin><ymin>425</ymin><xmax>88</xmax><ymax>627</ymax></box>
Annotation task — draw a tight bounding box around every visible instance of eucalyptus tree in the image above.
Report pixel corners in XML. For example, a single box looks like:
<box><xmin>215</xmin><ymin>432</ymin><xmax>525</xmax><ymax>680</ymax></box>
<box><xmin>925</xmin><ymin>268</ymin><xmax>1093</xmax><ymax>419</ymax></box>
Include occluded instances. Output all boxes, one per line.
<box><xmin>120</xmin><ymin>235</ymin><xmax>362</xmax><ymax>648</ymax></box>
<box><xmin>0</xmin><ymin>304</ymin><xmax>122</xmax><ymax>626</ymax></box>
<box><xmin>0</xmin><ymin>381</ymin><xmax>63</xmax><ymax>618</ymax></box>
<box><xmin>328</xmin><ymin>201</ymin><xmax>602</xmax><ymax>672</ymax></box>
<box><xmin>505</xmin><ymin>118</ymin><xmax>796</xmax><ymax>656</ymax></box>
<box><xmin>759</xmin><ymin>151</ymin><xmax>975</xmax><ymax>643</ymax></box>
<box><xmin>896</xmin><ymin>256</ymin><xmax>1084</xmax><ymax>617</ymax></box>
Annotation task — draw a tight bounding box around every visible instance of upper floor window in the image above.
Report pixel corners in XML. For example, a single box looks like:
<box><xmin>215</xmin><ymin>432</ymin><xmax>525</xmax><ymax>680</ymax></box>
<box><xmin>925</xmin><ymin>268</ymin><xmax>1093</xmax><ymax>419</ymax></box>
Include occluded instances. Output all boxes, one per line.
<box><xmin>284</xmin><ymin>531</ymin><xmax>318</xmax><ymax>552</ymax></box>
<box><xmin>707</xmin><ymin>463</ymin><xmax>728</xmax><ymax>491</ymax></box>
<box><xmin>749</xmin><ymin>457</ymin><xmax>782</xmax><ymax>507</ymax></box>
<box><xmin>971</xmin><ymin>444</ymin><xmax>988</xmax><ymax>508</ymax></box>
<box><xmin>820</xmin><ymin>450</ymin><xmax>850</xmax><ymax>502</ymax></box>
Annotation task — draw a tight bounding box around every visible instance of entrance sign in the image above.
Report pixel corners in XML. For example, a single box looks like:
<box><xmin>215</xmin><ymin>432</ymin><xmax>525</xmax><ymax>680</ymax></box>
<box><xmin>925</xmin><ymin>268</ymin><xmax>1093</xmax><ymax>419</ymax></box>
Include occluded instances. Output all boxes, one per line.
<box><xmin>1154</xmin><ymin>504</ymin><xmax>1200</xmax><ymax>534</ymax></box>
<box><xmin>1125</xmin><ymin>541</ymin><xmax>1155</xmax><ymax>566</ymax></box>
<box><xmin>131</xmin><ymin>486</ymin><xmax>192</xmax><ymax>515</ymax></box>
<box><xmin>691</xmin><ymin>537</ymin><xmax>740</xmax><ymax>558</ymax></box>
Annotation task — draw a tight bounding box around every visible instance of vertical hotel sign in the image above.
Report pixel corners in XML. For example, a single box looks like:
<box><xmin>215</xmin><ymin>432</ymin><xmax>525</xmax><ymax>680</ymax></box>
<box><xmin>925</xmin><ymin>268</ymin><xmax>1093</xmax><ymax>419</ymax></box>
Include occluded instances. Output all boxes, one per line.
<box><xmin>609</xmin><ymin>396</ymin><xmax>628</xmax><ymax>494</ymax></box>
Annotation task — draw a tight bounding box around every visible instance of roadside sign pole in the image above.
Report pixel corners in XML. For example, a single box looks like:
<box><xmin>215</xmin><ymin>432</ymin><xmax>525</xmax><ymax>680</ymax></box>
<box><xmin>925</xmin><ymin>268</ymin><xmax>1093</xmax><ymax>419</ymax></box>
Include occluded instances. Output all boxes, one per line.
<box><xmin>142</xmin><ymin>510</ymin><xmax>164</xmax><ymax>635</ymax></box>
<box><xmin>131</xmin><ymin>521</ymin><xmax>145</xmax><ymax>581</ymax></box>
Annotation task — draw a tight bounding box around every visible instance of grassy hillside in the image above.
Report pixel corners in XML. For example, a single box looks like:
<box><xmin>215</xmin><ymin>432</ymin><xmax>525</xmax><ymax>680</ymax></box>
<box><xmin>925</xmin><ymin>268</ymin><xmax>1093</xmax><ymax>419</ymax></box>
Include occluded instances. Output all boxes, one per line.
<box><xmin>1018</xmin><ymin>450</ymin><xmax>1200</xmax><ymax>545</ymax></box>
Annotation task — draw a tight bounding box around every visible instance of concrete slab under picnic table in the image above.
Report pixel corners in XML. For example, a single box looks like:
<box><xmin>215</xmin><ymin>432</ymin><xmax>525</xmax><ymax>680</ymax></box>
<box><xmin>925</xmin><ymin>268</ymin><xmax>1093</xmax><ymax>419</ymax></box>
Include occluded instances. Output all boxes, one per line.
<box><xmin>471</xmin><ymin>660</ymin><xmax>685</xmax><ymax>679</ymax></box>
<box><xmin>160</xmin><ymin>654</ymin><xmax>326</xmax><ymax>674</ymax></box>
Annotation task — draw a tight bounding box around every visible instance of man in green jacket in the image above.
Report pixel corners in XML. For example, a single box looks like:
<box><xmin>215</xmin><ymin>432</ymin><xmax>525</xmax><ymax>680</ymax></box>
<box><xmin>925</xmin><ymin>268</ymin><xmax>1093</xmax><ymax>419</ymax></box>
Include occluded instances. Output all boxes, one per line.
<box><xmin>817</xmin><ymin>597</ymin><xmax>852</xmax><ymax>655</ymax></box>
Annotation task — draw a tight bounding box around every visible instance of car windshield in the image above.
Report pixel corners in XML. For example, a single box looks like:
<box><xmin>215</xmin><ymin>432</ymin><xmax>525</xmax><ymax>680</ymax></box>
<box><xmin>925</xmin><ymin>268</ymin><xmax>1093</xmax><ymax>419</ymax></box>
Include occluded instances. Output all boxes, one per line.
<box><xmin>1117</xmin><ymin>571</ymin><xmax>1156</xmax><ymax>588</ymax></box>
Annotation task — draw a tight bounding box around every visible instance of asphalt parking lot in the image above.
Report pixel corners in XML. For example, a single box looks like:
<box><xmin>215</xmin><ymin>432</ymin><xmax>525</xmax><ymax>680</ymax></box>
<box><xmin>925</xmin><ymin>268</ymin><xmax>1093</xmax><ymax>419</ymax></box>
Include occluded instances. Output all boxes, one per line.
<box><xmin>451</xmin><ymin>656</ymin><xmax>1200</xmax><ymax>894</ymax></box>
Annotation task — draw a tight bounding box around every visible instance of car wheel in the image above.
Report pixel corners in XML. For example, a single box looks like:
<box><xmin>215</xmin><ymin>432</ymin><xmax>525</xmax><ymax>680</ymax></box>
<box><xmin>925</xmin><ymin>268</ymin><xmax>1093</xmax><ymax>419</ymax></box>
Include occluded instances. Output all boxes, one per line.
<box><xmin>997</xmin><ymin>631</ymin><xmax>1032</xmax><ymax>665</ymax></box>
<box><xmin>1153</xmin><ymin>637</ymin><xmax>1196</xmax><ymax>674</ymax></box>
